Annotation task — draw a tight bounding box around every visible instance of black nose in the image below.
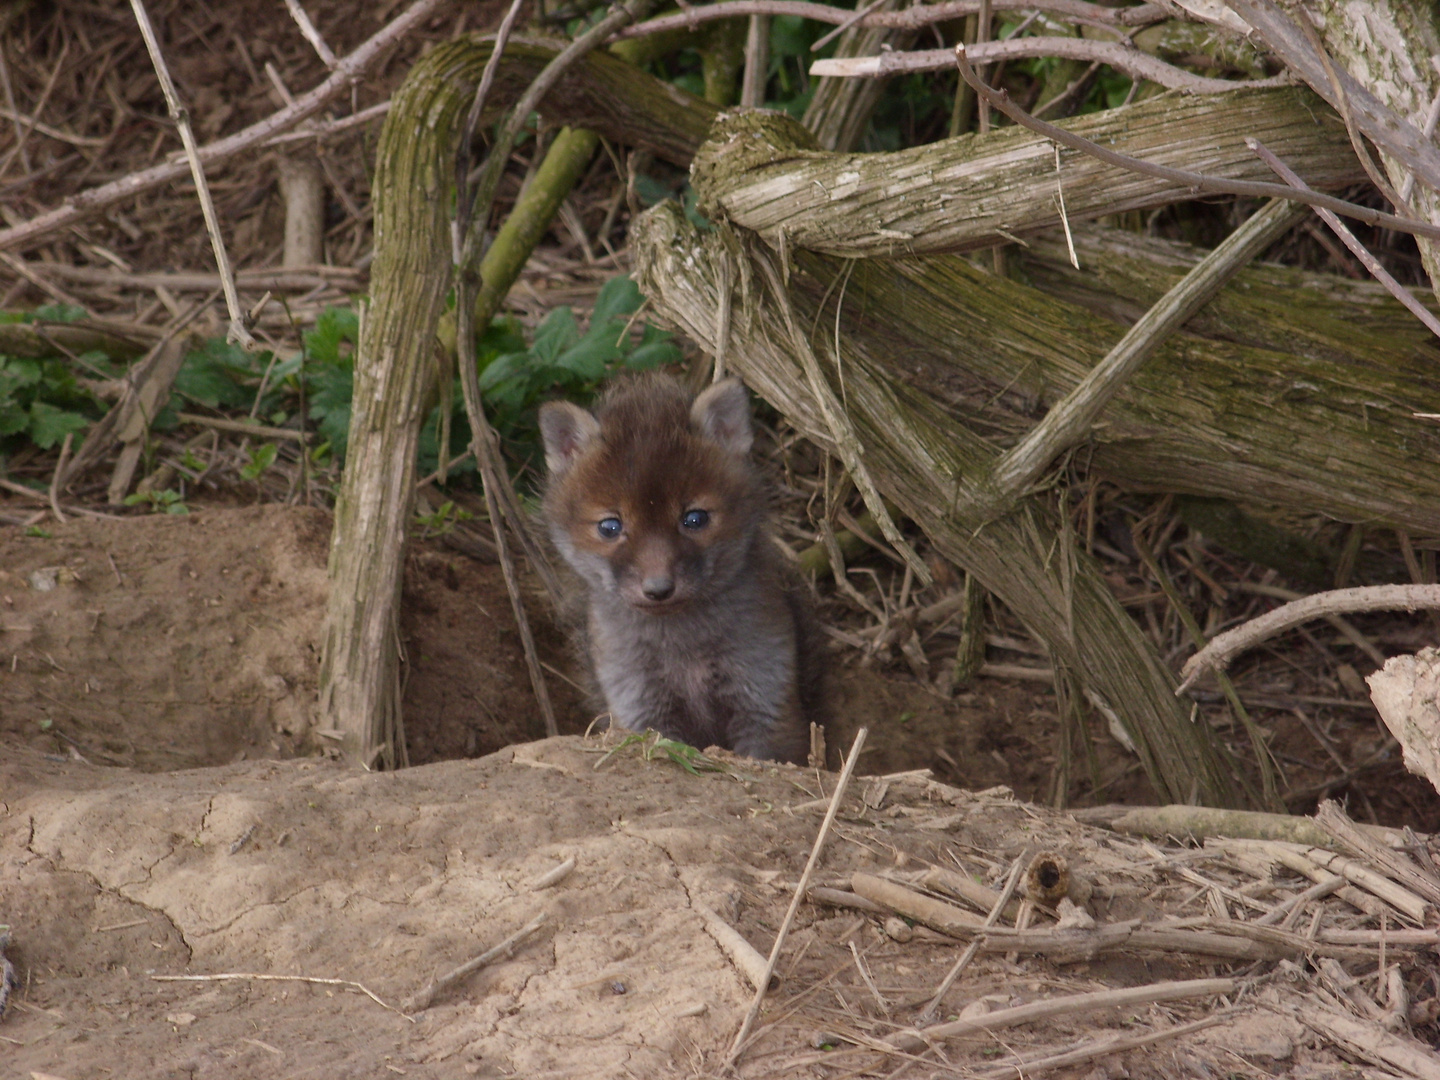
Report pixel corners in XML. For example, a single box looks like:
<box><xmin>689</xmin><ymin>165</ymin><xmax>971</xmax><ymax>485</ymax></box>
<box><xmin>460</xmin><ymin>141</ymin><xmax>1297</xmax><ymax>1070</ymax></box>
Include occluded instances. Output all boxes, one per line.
<box><xmin>642</xmin><ymin>576</ymin><xmax>674</xmax><ymax>601</ymax></box>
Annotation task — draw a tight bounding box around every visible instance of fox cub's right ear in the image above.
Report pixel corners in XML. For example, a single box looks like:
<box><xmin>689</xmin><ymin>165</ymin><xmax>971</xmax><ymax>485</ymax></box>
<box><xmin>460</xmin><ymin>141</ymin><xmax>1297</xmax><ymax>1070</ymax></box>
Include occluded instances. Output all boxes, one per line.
<box><xmin>539</xmin><ymin>401</ymin><xmax>600</xmax><ymax>477</ymax></box>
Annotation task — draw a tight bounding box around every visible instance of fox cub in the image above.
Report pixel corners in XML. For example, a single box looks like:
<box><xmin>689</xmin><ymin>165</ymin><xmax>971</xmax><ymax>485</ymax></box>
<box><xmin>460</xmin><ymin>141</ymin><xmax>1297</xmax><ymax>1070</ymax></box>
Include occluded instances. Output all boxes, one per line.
<box><xmin>539</xmin><ymin>373</ymin><xmax>825</xmax><ymax>764</ymax></box>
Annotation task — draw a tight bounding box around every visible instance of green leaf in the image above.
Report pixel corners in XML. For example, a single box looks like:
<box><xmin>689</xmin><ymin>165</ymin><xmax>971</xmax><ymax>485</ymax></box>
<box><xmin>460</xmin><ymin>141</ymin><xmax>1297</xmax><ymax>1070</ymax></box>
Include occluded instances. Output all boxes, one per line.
<box><xmin>31</xmin><ymin>302</ymin><xmax>87</xmax><ymax>324</ymax></box>
<box><xmin>27</xmin><ymin>401</ymin><xmax>88</xmax><ymax>448</ymax></box>
<box><xmin>304</xmin><ymin>306</ymin><xmax>360</xmax><ymax>365</ymax></box>
<box><xmin>530</xmin><ymin>307</ymin><xmax>580</xmax><ymax>363</ymax></box>
<box><xmin>591</xmin><ymin>276</ymin><xmax>641</xmax><ymax>324</ymax></box>
<box><xmin>240</xmin><ymin>442</ymin><xmax>278</xmax><ymax>481</ymax></box>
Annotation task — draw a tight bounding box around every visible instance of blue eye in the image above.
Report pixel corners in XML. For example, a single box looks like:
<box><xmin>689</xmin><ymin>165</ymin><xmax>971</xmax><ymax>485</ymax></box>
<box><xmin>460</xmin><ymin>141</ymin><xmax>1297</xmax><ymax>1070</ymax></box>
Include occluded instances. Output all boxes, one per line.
<box><xmin>681</xmin><ymin>509</ymin><xmax>710</xmax><ymax>530</ymax></box>
<box><xmin>597</xmin><ymin>517</ymin><xmax>622</xmax><ymax>540</ymax></box>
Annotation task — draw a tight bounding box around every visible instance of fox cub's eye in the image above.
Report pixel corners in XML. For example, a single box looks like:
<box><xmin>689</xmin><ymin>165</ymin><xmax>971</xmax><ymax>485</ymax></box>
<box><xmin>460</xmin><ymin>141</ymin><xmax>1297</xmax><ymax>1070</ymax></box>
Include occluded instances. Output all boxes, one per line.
<box><xmin>597</xmin><ymin>517</ymin><xmax>623</xmax><ymax>540</ymax></box>
<box><xmin>681</xmin><ymin>509</ymin><xmax>710</xmax><ymax>531</ymax></box>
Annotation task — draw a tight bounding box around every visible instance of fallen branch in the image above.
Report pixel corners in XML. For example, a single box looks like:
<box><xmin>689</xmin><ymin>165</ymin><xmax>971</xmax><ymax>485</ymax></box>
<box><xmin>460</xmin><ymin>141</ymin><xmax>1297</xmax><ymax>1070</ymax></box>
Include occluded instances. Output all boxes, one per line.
<box><xmin>614</xmin><ymin>0</ymin><xmax>1167</xmax><ymax>39</ymax></box>
<box><xmin>973</xmin><ymin>1014</ymin><xmax>1226</xmax><ymax>1080</ymax></box>
<box><xmin>1221</xmin><ymin>0</ymin><xmax>1440</xmax><ymax>201</ymax></box>
<box><xmin>888</xmin><ymin>977</ymin><xmax>1236</xmax><ymax>1053</ymax></box>
<box><xmin>401</xmin><ymin>912</ymin><xmax>547</xmax><ymax>1013</ymax></box>
<box><xmin>991</xmin><ymin>197</ymin><xmax>1306</xmax><ymax>498</ymax></box>
<box><xmin>1178</xmin><ymin>585</ymin><xmax>1440</xmax><ymax>692</ymax></box>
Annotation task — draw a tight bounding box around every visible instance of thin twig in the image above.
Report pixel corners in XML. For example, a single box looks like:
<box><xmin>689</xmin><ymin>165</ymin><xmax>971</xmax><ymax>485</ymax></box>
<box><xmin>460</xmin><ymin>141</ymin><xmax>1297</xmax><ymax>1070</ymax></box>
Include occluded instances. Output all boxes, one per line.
<box><xmin>283</xmin><ymin>0</ymin><xmax>338</xmax><ymax>68</ymax></box>
<box><xmin>816</xmin><ymin>37</ymin><xmax>1288</xmax><ymax>94</ymax></box>
<box><xmin>615</xmin><ymin>0</ymin><xmax>1167</xmax><ymax>40</ymax></box>
<box><xmin>48</xmin><ymin>432</ymin><xmax>73</xmax><ymax>524</ymax></box>
<box><xmin>726</xmin><ymin>726</ymin><xmax>868</xmax><ymax>1066</ymax></box>
<box><xmin>1248</xmin><ymin>139</ymin><xmax>1440</xmax><ymax>341</ymax></box>
<box><xmin>151</xmin><ymin>972</ymin><xmax>407</xmax><ymax>1018</ymax></box>
<box><xmin>972</xmin><ymin>1013</ymin><xmax>1228</xmax><ymax>1080</ymax></box>
<box><xmin>127</xmin><ymin>0</ymin><xmax>252</xmax><ymax>350</ymax></box>
<box><xmin>0</xmin><ymin>0</ymin><xmax>445</xmax><ymax>254</ymax></box>
<box><xmin>1178</xmin><ymin>584</ymin><xmax>1440</xmax><ymax>693</ymax></box>
<box><xmin>917</xmin><ymin>852</ymin><xmax>1027</xmax><ymax>1024</ymax></box>
<box><xmin>401</xmin><ymin>912</ymin><xmax>547</xmax><ymax>1013</ymax></box>
<box><xmin>951</xmin><ymin>44</ymin><xmax>1440</xmax><ymax>244</ymax></box>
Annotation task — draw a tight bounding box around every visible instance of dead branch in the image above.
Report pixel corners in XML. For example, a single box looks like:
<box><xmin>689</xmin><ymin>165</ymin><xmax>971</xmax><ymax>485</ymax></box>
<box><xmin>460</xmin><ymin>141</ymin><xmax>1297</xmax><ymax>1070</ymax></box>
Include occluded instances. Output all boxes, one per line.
<box><xmin>888</xmin><ymin>977</ymin><xmax>1236</xmax><ymax>1053</ymax></box>
<box><xmin>1179</xmin><ymin>585</ymin><xmax>1440</xmax><ymax>692</ymax></box>
<box><xmin>727</xmin><ymin>727</ymin><xmax>868</xmax><ymax>1066</ymax></box>
<box><xmin>815</xmin><ymin>36</ymin><xmax>1287</xmax><ymax>94</ymax></box>
<box><xmin>991</xmin><ymin>198</ymin><xmax>1305</xmax><ymax>497</ymax></box>
<box><xmin>1221</xmin><ymin>0</ymin><xmax>1440</xmax><ymax>200</ymax></box>
<box><xmin>1248</xmin><ymin>138</ymin><xmax>1440</xmax><ymax>338</ymax></box>
<box><xmin>401</xmin><ymin>912</ymin><xmax>547</xmax><ymax>1013</ymax></box>
<box><xmin>614</xmin><ymin>0</ymin><xmax>1169</xmax><ymax>40</ymax></box>
<box><xmin>692</xmin><ymin>89</ymin><xmax>1362</xmax><ymax>259</ymax></box>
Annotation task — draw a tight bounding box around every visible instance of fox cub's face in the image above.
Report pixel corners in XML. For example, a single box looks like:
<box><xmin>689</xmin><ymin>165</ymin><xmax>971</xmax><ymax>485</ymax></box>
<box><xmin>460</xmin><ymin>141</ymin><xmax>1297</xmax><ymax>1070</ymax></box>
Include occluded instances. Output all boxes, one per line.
<box><xmin>540</xmin><ymin>375</ymin><xmax>765</xmax><ymax>614</ymax></box>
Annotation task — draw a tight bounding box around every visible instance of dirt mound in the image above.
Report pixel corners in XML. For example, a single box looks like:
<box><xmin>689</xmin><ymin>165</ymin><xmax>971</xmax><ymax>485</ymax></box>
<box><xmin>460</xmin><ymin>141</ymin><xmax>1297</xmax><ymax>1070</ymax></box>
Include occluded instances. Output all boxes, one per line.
<box><xmin>5</xmin><ymin>507</ymin><xmax>1437</xmax><ymax>1078</ymax></box>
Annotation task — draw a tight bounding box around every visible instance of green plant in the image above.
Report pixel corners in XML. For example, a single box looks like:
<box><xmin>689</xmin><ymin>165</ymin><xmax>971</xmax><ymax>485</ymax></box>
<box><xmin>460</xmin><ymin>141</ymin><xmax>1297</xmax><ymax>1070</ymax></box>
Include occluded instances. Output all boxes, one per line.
<box><xmin>239</xmin><ymin>443</ymin><xmax>278</xmax><ymax>482</ymax></box>
<box><xmin>473</xmin><ymin>274</ymin><xmax>681</xmax><ymax>461</ymax></box>
<box><xmin>592</xmin><ymin>729</ymin><xmax>732</xmax><ymax>776</ymax></box>
<box><xmin>122</xmin><ymin>488</ymin><xmax>189</xmax><ymax>515</ymax></box>
<box><xmin>0</xmin><ymin>308</ymin><xmax>112</xmax><ymax>451</ymax></box>
<box><xmin>414</xmin><ymin>499</ymin><xmax>473</xmax><ymax>536</ymax></box>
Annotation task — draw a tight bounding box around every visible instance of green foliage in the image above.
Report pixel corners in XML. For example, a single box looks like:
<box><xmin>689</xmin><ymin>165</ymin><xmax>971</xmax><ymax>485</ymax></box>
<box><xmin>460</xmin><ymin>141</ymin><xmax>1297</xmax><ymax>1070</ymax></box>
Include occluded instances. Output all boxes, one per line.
<box><xmin>123</xmin><ymin>488</ymin><xmax>189</xmax><ymax>515</ymax></box>
<box><xmin>239</xmin><ymin>443</ymin><xmax>278</xmax><ymax>482</ymax></box>
<box><xmin>0</xmin><ymin>353</ymin><xmax>106</xmax><ymax>450</ymax></box>
<box><xmin>471</xmin><ymin>274</ymin><xmax>681</xmax><ymax>464</ymax></box>
<box><xmin>414</xmin><ymin>499</ymin><xmax>473</xmax><ymax>537</ymax></box>
<box><xmin>592</xmin><ymin>729</ymin><xmax>733</xmax><ymax>776</ymax></box>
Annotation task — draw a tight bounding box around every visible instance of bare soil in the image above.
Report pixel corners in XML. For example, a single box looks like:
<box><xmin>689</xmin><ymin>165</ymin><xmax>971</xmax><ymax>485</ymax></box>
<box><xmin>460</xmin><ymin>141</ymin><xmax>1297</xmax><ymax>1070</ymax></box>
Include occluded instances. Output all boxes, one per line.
<box><xmin>3</xmin><ymin>505</ymin><xmax>1438</xmax><ymax>1077</ymax></box>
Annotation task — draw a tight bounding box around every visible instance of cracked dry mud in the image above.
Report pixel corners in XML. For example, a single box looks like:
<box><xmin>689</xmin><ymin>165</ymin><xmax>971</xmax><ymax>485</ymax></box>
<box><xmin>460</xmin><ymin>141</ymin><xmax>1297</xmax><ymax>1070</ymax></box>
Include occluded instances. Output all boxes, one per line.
<box><xmin>2</xmin><ymin>505</ymin><xmax>1217</xmax><ymax>1078</ymax></box>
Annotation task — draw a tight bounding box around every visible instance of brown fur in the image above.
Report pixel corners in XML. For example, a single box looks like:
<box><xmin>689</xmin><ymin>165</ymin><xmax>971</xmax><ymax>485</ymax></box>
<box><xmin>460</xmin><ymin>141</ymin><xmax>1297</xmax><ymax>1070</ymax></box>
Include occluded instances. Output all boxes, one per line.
<box><xmin>539</xmin><ymin>373</ymin><xmax>826</xmax><ymax>763</ymax></box>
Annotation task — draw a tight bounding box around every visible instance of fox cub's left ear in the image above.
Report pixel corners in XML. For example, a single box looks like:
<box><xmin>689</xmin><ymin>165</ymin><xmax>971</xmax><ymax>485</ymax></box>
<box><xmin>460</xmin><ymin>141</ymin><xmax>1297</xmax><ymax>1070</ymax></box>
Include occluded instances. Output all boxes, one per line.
<box><xmin>539</xmin><ymin>401</ymin><xmax>600</xmax><ymax>477</ymax></box>
<box><xmin>691</xmin><ymin>378</ymin><xmax>753</xmax><ymax>457</ymax></box>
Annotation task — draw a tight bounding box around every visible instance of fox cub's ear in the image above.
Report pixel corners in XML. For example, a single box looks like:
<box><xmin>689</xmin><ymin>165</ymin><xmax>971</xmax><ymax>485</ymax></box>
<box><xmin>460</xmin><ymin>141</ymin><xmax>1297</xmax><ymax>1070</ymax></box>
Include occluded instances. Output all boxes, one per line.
<box><xmin>691</xmin><ymin>378</ymin><xmax>753</xmax><ymax>457</ymax></box>
<box><xmin>539</xmin><ymin>401</ymin><xmax>600</xmax><ymax>476</ymax></box>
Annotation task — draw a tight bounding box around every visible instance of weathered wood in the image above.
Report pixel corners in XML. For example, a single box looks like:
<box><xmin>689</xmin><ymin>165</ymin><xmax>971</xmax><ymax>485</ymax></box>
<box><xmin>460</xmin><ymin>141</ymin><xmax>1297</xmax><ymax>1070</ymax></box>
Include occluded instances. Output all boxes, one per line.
<box><xmin>319</xmin><ymin>41</ymin><xmax>480</xmax><ymax>768</ymax></box>
<box><xmin>689</xmin><ymin>88</ymin><xmax>1359</xmax><ymax>257</ymax></box>
<box><xmin>1017</xmin><ymin>225</ymin><xmax>1440</xmax><ymax>366</ymax></box>
<box><xmin>633</xmin><ymin>202</ymin><xmax>1245</xmax><ymax>807</ymax></box>
<box><xmin>780</xmin><ymin>245</ymin><xmax>1440</xmax><ymax>535</ymax></box>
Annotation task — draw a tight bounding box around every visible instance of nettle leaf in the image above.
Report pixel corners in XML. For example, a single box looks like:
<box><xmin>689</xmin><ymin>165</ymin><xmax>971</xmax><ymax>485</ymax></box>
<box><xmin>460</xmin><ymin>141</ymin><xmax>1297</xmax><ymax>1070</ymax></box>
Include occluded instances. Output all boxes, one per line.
<box><xmin>2</xmin><ymin>358</ymin><xmax>43</xmax><ymax>388</ymax></box>
<box><xmin>555</xmin><ymin>335</ymin><xmax>618</xmax><ymax>381</ymax></box>
<box><xmin>304</xmin><ymin>306</ymin><xmax>360</xmax><ymax>365</ymax></box>
<box><xmin>0</xmin><ymin>400</ymin><xmax>28</xmax><ymax>436</ymax></box>
<box><xmin>623</xmin><ymin>338</ymin><xmax>681</xmax><ymax>372</ymax></box>
<box><xmin>591</xmin><ymin>276</ymin><xmax>641</xmax><ymax>324</ymax></box>
<box><xmin>306</xmin><ymin>361</ymin><xmax>353</xmax><ymax>457</ymax></box>
<box><xmin>529</xmin><ymin>308</ymin><xmax>580</xmax><ymax>363</ymax></box>
<box><xmin>27</xmin><ymin>401</ymin><xmax>88</xmax><ymax>448</ymax></box>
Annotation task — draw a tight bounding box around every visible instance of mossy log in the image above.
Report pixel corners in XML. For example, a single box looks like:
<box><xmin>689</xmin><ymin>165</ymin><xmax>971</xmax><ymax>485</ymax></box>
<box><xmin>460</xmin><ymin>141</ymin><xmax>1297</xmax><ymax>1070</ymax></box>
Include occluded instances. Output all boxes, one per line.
<box><xmin>1017</xmin><ymin>225</ymin><xmax>1440</xmax><ymax>367</ymax></box>
<box><xmin>633</xmin><ymin>202</ymin><xmax>1245</xmax><ymax>808</ymax></box>
<box><xmin>689</xmin><ymin>91</ymin><xmax>1359</xmax><ymax>257</ymax></box>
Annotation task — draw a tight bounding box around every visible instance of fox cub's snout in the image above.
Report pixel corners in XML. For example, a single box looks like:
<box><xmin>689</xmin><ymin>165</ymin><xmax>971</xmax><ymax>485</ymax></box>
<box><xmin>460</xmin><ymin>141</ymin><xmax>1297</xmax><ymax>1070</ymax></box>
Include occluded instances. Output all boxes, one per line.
<box><xmin>539</xmin><ymin>374</ymin><xmax>825</xmax><ymax>764</ymax></box>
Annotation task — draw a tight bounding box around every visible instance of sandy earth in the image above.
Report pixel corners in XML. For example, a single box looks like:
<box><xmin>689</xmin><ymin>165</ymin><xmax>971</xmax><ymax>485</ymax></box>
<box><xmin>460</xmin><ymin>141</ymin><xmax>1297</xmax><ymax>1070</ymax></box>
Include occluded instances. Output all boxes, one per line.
<box><xmin>1</xmin><ymin>506</ymin><xmax>1433</xmax><ymax>1077</ymax></box>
